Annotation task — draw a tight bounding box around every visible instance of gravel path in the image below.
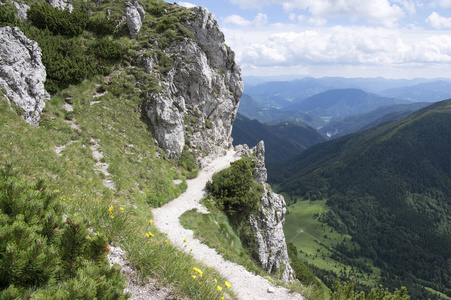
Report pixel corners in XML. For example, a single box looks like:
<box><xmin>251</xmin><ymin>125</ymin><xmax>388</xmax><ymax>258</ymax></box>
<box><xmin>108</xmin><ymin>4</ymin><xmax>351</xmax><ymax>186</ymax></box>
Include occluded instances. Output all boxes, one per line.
<box><xmin>153</xmin><ymin>149</ymin><xmax>303</xmax><ymax>300</ymax></box>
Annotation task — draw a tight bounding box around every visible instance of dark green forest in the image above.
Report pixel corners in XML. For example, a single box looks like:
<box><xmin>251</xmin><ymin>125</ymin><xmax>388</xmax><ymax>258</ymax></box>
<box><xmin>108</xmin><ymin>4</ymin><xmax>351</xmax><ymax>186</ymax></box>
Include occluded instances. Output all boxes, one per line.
<box><xmin>231</xmin><ymin>114</ymin><xmax>326</xmax><ymax>162</ymax></box>
<box><xmin>270</xmin><ymin>99</ymin><xmax>451</xmax><ymax>299</ymax></box>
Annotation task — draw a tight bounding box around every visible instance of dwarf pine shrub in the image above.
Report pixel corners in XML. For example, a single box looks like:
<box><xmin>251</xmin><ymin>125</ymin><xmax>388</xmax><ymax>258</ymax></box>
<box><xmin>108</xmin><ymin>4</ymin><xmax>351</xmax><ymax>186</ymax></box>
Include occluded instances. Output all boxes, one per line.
<box><xmin>0</xmin><ymin>163</ymin><xmax>129</xmax><ymax>299</ymax></box>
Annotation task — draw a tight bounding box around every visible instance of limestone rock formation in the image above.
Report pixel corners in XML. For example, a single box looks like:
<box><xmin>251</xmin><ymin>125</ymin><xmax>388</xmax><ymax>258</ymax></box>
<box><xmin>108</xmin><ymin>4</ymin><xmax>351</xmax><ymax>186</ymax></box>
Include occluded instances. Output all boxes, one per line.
<box><xmin>247</xmin><ymin>141</ymin><xmax>295</xmax><ymax>283</ymax></box>
<box><xmin>11</xmin><ymin>1</ymin><xmax>30</xmax><ymax>22</ymax></box>
<box><xmin>126</xmin><ymin>1</ymin><xmax>145</xmax><ymax>39</ymax></box>
<box><xmin>48</xmin><ymin>0</ymin><xmax>73</xmax><ymax>12</ymax></box>
<box><xmin>0</xmin><ymin>26</ymin><xmax>50</xmax><ymax>126</ymax></box>
<box><xmin>143</xmin><ymin>6</ymin><xmax>243</xmax><ymax>161</ymax></box>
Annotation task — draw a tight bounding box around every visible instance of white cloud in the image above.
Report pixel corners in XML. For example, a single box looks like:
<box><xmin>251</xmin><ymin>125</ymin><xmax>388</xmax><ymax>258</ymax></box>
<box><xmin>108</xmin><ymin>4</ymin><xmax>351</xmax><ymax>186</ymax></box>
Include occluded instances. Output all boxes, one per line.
<box><xmin>177</xmin><ymin>1</ymin><xmax>197</xmax><ymax>8</ymax></box>
<box><xmin>394</xmin><ymin>0</ymin><xmax>416</xmax><ymax>15</ymax></box>
<box><xmin>225</xmin><ymin>25</ymin><xmax>451</xmax><ymax>70</ymax></box>
<box><xmin>224</xmin><ymin>15</ymin><xmax>252</xmax><ymax>26</ymax></box>
<box><xmin>230</xmin><ymin>0</ymin><xmax>406</xmax><ymax>27</ymax></box>
<box><xmin>432</xmin><ymin>0</ymin><xmax>451</xmax><ymax>8</ymax></box>
<box><xmin>223</xmin><ymin>13</ymin><xmax>268</xmax><ymax>27</ymax></box>
<box><xmin>426</xmin><ymin>12</ymin><xmax>451</xmax><ymax>29</ymax></box>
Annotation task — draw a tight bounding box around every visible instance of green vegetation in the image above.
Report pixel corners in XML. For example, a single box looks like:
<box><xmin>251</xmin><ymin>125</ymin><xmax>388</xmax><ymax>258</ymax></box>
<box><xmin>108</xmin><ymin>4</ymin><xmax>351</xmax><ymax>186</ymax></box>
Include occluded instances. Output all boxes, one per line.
<box><xmin>271</xmin><ymin>99</ymin><xmax>451</xmax><ymax>299</ymax></box>
<box><xmin>232</xmin><ymin>113</ymin><xmax>326</xmax><ymax>163</ymax></box>
<box><xmin>180</xmin><ymin>207</ymin><xmax>264</xmax><ymax>276</ymax></box>
<box><xmin>284</xmin><ymin>199</ymin><xmax>381</xmax><ymax>289</ymax></box>
<box><xmin>331</xmin><ymin>279</ymin><xmax>409</xmax><ymax>300</ymax></box>
<box><xmin>206</xmin><ymin>157</ymin><xmax>263</xmax><ymax>218</ymax></box>
<box><xmin>0</xmin><ymin>163</ymin><xmax>128</xmax><ymax>299</ymax></box>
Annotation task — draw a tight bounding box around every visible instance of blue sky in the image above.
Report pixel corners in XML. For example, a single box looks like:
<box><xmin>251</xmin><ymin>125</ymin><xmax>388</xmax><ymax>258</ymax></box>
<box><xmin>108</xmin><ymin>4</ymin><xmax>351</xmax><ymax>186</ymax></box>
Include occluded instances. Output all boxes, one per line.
<box><xmin>175</xmin><ymin>1</ymin><xmax>451</xmax><ymax>79</ymax></box>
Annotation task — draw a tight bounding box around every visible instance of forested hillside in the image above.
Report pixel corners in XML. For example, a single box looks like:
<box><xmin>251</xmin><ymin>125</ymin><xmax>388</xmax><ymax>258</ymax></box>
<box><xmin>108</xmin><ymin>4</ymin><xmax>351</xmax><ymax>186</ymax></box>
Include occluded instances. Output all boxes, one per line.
<box><xmin>231</xmin><ymin>114</ymin><xmax>326</xmax><ymax>162</ymax></box>
<box><xmin>271</xmin><ymin>99</ymin><xmax>451</xmax><ymax>299</ymax></box>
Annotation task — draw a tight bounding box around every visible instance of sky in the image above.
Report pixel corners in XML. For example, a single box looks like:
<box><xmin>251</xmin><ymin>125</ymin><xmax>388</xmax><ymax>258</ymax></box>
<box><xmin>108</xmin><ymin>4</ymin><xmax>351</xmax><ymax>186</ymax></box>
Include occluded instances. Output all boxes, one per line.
<box><xmin>174</xmin><ymin>1</ymin><xmax>451</xmax><ymax>79</ymax></box>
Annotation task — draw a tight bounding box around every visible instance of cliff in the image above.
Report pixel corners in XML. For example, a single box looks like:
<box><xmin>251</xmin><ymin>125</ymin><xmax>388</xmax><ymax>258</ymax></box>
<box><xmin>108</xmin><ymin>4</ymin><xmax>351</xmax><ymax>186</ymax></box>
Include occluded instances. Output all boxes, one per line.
<box><xmin>236</xmin><ymin>141</ymin><xmax>296</xmax><ymax>283</ymax></box>
<box><xmin>141</xmin><ymin>6</ymin><xmax>243</xmax><ymax>162</ymax></box>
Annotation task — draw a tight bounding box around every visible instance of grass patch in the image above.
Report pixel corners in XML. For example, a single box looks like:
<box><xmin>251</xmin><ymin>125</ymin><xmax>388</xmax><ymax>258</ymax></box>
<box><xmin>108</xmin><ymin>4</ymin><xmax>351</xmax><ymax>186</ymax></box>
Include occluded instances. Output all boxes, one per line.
<box><xmin>284</xmin><ymin>199</ymin><xmax>381</xmax><ymax>287</ymax></box>
<box><xmin>179</xmin><ymin>207</ymin><xmax>264</xmax><ymax>276</ymax></box>
<box><xmin>0</xmin><ymin>70</ymin><xmax>233</xmax><ymax>299</ymax></box>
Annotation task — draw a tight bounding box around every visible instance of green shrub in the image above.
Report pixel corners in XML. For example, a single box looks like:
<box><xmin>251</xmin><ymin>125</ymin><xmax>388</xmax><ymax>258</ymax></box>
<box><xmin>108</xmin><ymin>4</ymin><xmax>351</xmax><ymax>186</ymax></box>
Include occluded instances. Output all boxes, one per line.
<box><xmin>331</xmin><ymin>278</ymin><xmax>409</xmax><ymax>300</ymax></box>
<box><xmin>0</xmin><ymin>163</ymin><xmax>129</xmax><ymax>299</ymax></box>
<box><xmin>206</xmin><ymin>157</ymin><xmax>263</xmax><ymax>218</ymax></box>
<box><xmin>0</xmin><ymin>3</ymin><xmax>18</xmax><ymax>27</ymax></box>
<box><xmin>87</xmin><ymin>16</ymin><xmax>117</xmax><ymax>36</ymax></box>
<box><xmin>27</xmin><ymin>4</ymin><xmax>89</xmax><ymax>37</ymax></box>
<box><xmin>90</xmin><ymin>38</ymin><xmax>128</xmax><ymax>62</ymax></box>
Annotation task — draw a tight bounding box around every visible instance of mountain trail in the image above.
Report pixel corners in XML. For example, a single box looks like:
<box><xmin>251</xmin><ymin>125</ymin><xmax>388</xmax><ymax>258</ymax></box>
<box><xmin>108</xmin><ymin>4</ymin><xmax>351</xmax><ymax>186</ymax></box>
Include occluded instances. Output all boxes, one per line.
<box><xmin>152</xmin><ymin>149</ymin><xmax>304</xmax><ymax>300</ymax></box>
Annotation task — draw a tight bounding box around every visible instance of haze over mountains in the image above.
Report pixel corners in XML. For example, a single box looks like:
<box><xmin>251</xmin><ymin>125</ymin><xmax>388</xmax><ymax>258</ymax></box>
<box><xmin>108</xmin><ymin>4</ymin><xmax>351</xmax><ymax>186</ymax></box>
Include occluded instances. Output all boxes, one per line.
<box><xmin>235</xmin><ymin>76</ymin><xmax>451</xmax><ymax>142</ymax></box>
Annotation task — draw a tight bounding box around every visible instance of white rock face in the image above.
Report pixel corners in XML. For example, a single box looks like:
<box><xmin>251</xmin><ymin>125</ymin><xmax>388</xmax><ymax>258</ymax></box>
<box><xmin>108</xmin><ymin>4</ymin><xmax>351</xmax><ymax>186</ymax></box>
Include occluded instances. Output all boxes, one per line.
<box><xmin>144</xmin><ymin>6</ymin><xmax>243</xmax><ymax>160</ymax></box>
<box><xmin>48</xmin><ymin>0</ymin><xmax>73</xmax><ymax>12</ymax></box>
<box><xmin>11</xmin><ymin>1</ymin><xmax>30</xmax><ymax>22</ymax></box>
<box><xmin>247</xmin><ymin>141</ymin><xmax>296</xmax><ymax>283</ymax></box>
<box><xmin>0</xmin><ymin>26</ymin><xmax>50</xmax><ymax>126</ymax></box>
<box><xmin>126</xmin><ymin>1</ymin><xmax>145</xmax><ymax>39</ymax></box>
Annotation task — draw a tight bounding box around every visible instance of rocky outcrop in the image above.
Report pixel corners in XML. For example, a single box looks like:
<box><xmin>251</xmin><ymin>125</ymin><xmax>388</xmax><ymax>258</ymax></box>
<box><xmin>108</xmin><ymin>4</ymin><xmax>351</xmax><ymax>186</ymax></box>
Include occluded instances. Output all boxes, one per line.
<box><xmin>11</xmin><ymin>1</ymin><xmax>30</xmax><ymax>22</ymax></box>
<box><xmin>126</xmin><ymin>1</ymin><xmax>145</xmax><ymax>39</ymax></box>
<box><xmin>48</xmin><ymin>0</ymin><xmax>73</xmax><ymax>12</ymax></box>
<box><xmin>240</xmin><ymin>141</ymin><xmax>295</xmax><ymax>283</ymax></box>
<box><xmin>0</xmin><ymin>26</ymin><xmax>50</xmax><ymax>126</ymax></box>
<box><xmin>143</xmin><ymin>6</ymin><xmax>243</xmax><ymax>161</ymax></box>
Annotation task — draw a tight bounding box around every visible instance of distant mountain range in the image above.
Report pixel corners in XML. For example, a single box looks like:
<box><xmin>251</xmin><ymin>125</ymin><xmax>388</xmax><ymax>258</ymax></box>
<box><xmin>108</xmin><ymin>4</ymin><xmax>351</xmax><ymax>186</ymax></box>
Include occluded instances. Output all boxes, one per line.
<box><xmin>379</xmin><ymin>80</ymin><xmax>451</xmax><ymax>102</ymax></box>
<box><xmin>243</xmin><ymin>77</ymin><xmax>451</xmax><ymax>110</ymax></box>
<box><xmin>283</xmin><ymin>88</ymin><xmax>411</xmax><ymax>119</ymax></box>
<box><xmin>270</xmin><ymin>99</ymin><xmax>451</xmax><ymax>299</ymax></box>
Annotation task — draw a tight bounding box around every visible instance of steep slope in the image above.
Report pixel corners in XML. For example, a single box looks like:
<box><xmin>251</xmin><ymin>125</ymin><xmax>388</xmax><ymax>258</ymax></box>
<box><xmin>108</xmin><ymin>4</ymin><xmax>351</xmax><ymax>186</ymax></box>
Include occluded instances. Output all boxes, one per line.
<box><xmin>284</xmin><ymin>88</ymin><xmax>411</xmax><ymax>119</ymax></box>
<box><xmin>321</xmin><ymin>102</ymin><xmax>429</xmax><ymax>138</ymax></box>
<box><xmin>231</xmin><ymin>113</ymin><xmax>326</xmax><ymax>162</ymax></box>
<box><xmin>0</xmin><ymin>1</ymin><xmax>304</xmax><ymax>299</ymax></box>
<box><xmin>271</xmin><ymin>99</ymin><xmax>451</xmax><ymax>299</ymax></box>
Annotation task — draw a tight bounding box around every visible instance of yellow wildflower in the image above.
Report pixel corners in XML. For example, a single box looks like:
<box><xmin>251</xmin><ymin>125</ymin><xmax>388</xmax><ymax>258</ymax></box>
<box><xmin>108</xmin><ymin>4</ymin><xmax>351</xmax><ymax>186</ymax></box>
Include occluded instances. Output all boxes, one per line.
<box><xmin>183</xmin><ymin>238</ymin><xmax>187</xmax><ymax>242</ymax></box>
<box><xmin>148</xmin><ymin>232</ymin><xmax>154</xmax><ymax>237</ymax></box>
<box><xmin>108</xmin><ymin>205</ymin><xmax>114</xmax><ymax>212</ymax></box>
<box><xmin>149</xmin><ymin>219</ymin><xmax>153</xmax><ymax>224</ymax></box>
<box><xmin>216</xmin><ymin>285</ymin><xmax>223</xmax><ymax>292</ymax></box>
<box><xmin>145</xmin><ymin>233</ymin><xmax>149</xmax><ymax>237</ymax></box>
<box><xmin>165</xmin><ymin>232</ymin><xmax>168</xmax><ymax>235</ymax></box>
<box><xmin>192</xmin><ymin>275</ymin><xmax>197</xmax><ymax>279</ymax></box>
<box><xmin>225</xmin><ymin>281</ymin><xmax>231</xmax><ymax>288</ymax></box>
<box><xmin>111</xmin><ymin>215</ymin><xmax>114</xmax><ymax>219</ymax></box>
<box><xmin>165</xmin><ymin>239</ymin><xmax>168</xmax><ymax>243</ymax></box>
<box><xmin>119</xmin><ymin>207</ymin><xmax>124</xmax><ymax>210</ymax></box>
<box><xmin>190</xmin><ymin>248</ymin><xmax>193</xmax><ymax>251</ymax></box>
<box><xmin>193</xmin><ymin>267</ymin><xmax>203</xmax><ymax>277</ymax></box>
<box><xmin>220</xmin><ymin>297</ymin><xmax>224</xmax><ymax>300</ymax></box>
<box><xmin>214</xmin><ymin>278</ymin><xmax>217</xmax><ymax>283</ymax></box>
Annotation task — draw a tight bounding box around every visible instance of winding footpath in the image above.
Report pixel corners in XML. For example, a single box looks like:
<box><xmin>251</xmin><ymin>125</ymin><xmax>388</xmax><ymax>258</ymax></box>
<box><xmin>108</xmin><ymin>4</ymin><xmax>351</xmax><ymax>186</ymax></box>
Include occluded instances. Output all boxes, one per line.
<box><xmin>152</xmin><ymin>150</ymin><xmax>303</xmax><ymax>300</ymax></box>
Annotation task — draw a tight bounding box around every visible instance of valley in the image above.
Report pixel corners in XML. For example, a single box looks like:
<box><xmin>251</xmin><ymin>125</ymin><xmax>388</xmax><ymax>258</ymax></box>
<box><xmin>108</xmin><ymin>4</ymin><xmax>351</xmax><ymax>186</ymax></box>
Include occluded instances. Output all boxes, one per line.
<box><xmin>234</xmin><ymin>77</ymin><xmax>451</xmax><ymax>299</ymax></box>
